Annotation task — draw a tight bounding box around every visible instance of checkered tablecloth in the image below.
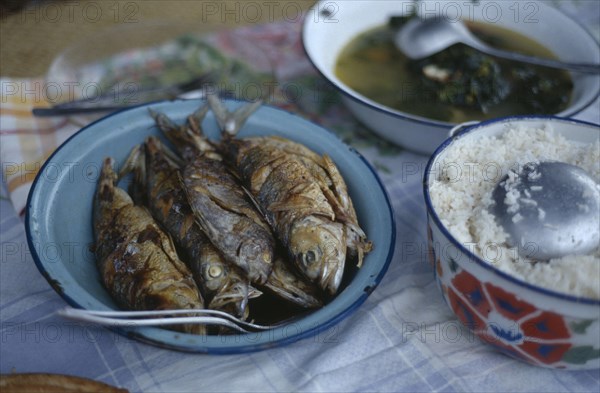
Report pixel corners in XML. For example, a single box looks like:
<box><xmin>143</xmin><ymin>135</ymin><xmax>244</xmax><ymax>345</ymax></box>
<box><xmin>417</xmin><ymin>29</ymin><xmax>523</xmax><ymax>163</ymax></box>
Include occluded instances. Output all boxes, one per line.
<box><xmin>1</xmin><ymin>2</ymin><xmax>599</xmax><ymax>392</ymax></box>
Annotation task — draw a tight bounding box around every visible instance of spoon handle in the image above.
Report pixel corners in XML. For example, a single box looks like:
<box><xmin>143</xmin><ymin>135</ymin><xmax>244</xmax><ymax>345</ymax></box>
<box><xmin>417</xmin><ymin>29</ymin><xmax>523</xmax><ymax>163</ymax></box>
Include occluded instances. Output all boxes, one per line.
<box><xmin>474</xmin><ymin>43</ymin><xmax>600</xmax><ymax>74</ymax></box>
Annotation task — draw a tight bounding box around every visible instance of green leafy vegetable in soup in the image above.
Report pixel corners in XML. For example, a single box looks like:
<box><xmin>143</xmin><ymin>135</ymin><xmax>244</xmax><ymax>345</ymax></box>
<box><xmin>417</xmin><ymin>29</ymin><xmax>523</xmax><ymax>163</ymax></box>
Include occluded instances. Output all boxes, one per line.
<box><xmin>335</xmin><ymin>19</ymin><xmax>573</xmax><ymax>123</ymax></box>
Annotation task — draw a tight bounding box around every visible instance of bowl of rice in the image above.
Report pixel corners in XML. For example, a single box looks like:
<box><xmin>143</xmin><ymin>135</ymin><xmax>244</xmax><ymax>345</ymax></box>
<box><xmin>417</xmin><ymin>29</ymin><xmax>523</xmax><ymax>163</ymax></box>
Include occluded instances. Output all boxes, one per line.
<box><xmin>423</xmin><ymin>116</ymin><xmax>600</xmax><ymax>369</ymax></box>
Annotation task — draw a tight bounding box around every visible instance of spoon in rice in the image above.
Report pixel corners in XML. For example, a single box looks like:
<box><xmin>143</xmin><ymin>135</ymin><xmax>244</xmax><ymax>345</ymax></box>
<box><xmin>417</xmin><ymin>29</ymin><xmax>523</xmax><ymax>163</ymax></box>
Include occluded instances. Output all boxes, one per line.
<box><xmin>395</xmin><ymin>18</ymin><xmax>600</xmax><ymax>73</ymax></box>
<box><xmin>491</xmin><ymin>161</ymin><xmax>600</xmax><ymax>260</ymax></box>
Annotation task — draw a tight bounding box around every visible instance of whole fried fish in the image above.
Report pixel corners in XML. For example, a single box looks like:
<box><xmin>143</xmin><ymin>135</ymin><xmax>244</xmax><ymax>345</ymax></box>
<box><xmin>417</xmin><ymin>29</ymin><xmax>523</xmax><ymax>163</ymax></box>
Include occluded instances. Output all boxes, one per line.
<box><xmin>121</xmin><ymin>137</ymin><xmax>260</xmax><ymax>319</ymax></box>
<box><xmin>234</xmin><ymin>135</ymin><xmax>372</xmax><ymax>265</ymax></box>
<box><xmin>93</xmin><ymin>158</ymin><xmax>205</xmax><ymax>334</ymax></box>
<box><xmin>151</xmin><ymin>108</ymin><xmax>275</xmax><ymax>285</ymax></box>
<box><xmin>207</xmin><ymin>95</ymin><xmax>372</xmax><ymax>295</ymax></box>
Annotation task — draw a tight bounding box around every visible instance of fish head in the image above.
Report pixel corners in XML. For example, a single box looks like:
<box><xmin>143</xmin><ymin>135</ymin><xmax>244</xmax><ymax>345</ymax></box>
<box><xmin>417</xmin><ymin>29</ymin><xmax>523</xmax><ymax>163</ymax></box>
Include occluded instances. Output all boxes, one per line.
<box><xmin>289</xmin><ymin>216</ymin><xmax>346</xmax><ymax>296</ymax></box>
<box><xmin>209</xmin><ymin>279</ymin><xmax>258</xmax><ymax>319</ymax></box>
<box><xmin>209</xmin><ymin>282</ymin><xmax>248</xmax><ymax>318</ymax></box>
<box><xmin>202</xmin><ymin>257</ymin><xmax>261</xmax><ymax>318</ymax></box>
<box><xmin>238</xmin><ymin>238</ymin><xmax>273</xmax><ymax>285</ymax></box>
<box><xmin>265</xmin><ymin>257</ymin><xmax>324</xmax><ymax>309</ymax></box>
<box><xmin>200</xmin><ymin>260</ymin><xmax>230</xmax><ymax>296</ymax></box>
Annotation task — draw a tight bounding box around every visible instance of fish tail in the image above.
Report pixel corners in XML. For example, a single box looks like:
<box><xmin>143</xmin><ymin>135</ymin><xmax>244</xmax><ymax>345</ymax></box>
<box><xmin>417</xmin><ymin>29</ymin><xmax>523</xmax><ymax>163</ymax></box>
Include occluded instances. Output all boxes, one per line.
<box><xmin>145</xmin><ymin>136</ymin><xmax>183</xmax><ymax>168</ymax></box>
<box><xmin>119</xmin><ymin>144</ymin><xmax>147</xmax><ymax>206</ymax></box>
<box><xmin>149</xmin><ymin>108</ymin><xmax>177</xmax><ymax>132</ymax></box>
<box><xmin>187</xmin><ymin>104</ymin><xmax>210</xmax><ymax>137</ymax></box>
<box><xmin>99</xmin><ymin>157</ymin><xmax>118</xmax><ymax>189</ymax></box>
<box><xmin>207</xmin><ymin>92</ymin><xmax>262</xmax><ymax>137</ymax></box>
<box><xmin>119</xmin><ymin>144</ymin><xmax>143</xmax><ymax>180</ymax></box>
<box><xmin>150</xmin><ymin>108</ymin><xmax>202</xmax><ymax>161</ymax></box>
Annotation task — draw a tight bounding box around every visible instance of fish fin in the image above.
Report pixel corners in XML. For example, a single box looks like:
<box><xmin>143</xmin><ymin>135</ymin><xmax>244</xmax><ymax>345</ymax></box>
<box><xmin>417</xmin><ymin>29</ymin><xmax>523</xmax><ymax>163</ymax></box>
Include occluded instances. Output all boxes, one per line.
<box><xmin>319</xmin><ymin>154</ymin><xmax>372</xmax><ymax>265</ymax></box>
<box><xmin>321</xmin><ymin>155</ymin><xmax>359</xmax><ymax>221</ymax></box>
<box><xmin>151</xmin><ymin>109</ymin><xmax>202</xmax><ymax>160</ymax></box>
<box><xmin>248</xmin><ymin>285</ymin><xmax>263</xmax><ymax>299</ymax></box>
<box><xmin>267</xmin><ymin>199</ymin><xmax>320</xmax><ymax>214</ymax></box>
<box><xmin>148</xmin><ymin>108</ymin><xmax>160</xmax><ymax>121</ymax></box>
<box><xmin>207</xmin><ymin>92</ymin><xmax>262</xmax><ymax>136</ymax></box>
<box><xmin>263</xmin><ymin>281</ymin><xmax>324</xmax><ymax>309</ymax></box>
<box><xmin>192</xmin><ymin>214</ymin><xmax>214</xmax><ymax>249</ymax></box>
<box><xmin>149</xmin><ymin>108</ymin><xmax>178</xmax><ymax>131</ymax></box>
<box><xmin>185</xmin><ymin>105</ymin><xmax>224</xmax><ymax>157</ymax></box>
<box><xmin>263</xmin><ymin>257</ymin><xmax>324</xmax><ymax>308</ymax></box>
<box><xmin>150</xmin><ymin>109</ymin><xmax>179</xmax><ymax>144</ymax></box>
<box><xmin>317</xmin><ymin>187</ymin><xmax>371</xmax><ymax>267</ymax></box>
<box><xmin>241</xmin><ymin>185</ymin><xmax>274</xmax><ymax>228</ymax></box>
<box><xmin>319</xmin><ymin>181</ymin><xmax>350</xmax><ymax>220</ymax></box>
<box><xmin>97</xmin><ymin>157</ymin><xmax>118</xmax><ymax>192</ymax></box>
<box><xmin>154</xmin><ymin>227</ymin><xmax>197</xmax><ymax>279</ymax></box>
<box><xmin>186</xmin><ymin>105</ymin><xmax>210</xmax><ymax>137</ymax></box>
<box><xmin>119</xmin><ymin>145</ymin><xmax>143</xmax><ymax>180</ymax></box>
<box><xmin>181</xmin><ymin>181</ymin><xmax>221</xmax><ymax>251</ymax></box>
<box><xmin>186</xmin><ymin>123</ymin><xmax>220</xmax><ymax>157</ymax></box>
<box><xmin>355</xmin><ymin>239</ymin><xmax>373</xmax><ymax>268</ymax></box>
<box><xmin>148</xmin><ymin>137</ymin><xmax>184</xmax><ymax>168</ymax></box>
<box><xmin>206</xmin><ymin>93</ymin><xmax>229</xmax><ymax>132</ymax></box>
<box><xmin>120</xmin><ymin>145</ymin><xmax>147</xmax><ymax>206</ymax></box>
<box><xmin>163</xmin><ymin>145</ymin><xmax>185</xmax><ymax>168</ymax></box>
<box><xmin>186</xmin><ymin>168</ymin><xmax>270</xmax><ymax>232</ymax></box>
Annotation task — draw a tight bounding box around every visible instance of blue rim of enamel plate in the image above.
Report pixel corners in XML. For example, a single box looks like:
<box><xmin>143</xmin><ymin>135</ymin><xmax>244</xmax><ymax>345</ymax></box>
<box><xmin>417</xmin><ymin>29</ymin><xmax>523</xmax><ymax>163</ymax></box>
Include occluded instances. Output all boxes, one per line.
<box><xmin>301</xmin><ymin>1</ymin><xmax>600</xmax><ymax>130</ymax></box>
<box><xmin>25</xmin><ymin>98</ymin><xmax>396</xmax><ymax>353</ymax></box>
<box><xmin>423</xmin><ymin>115</ymin><xmax>600</xmax><ymax>306</ymax></box>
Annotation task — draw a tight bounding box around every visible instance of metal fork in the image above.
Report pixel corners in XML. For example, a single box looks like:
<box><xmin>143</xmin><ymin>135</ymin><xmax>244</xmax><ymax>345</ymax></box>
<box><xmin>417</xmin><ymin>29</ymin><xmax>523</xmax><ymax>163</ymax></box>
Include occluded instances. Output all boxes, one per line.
<box><xmin>57</xmin><ymin>307</ymin><xmax>282</xmax><ymax>333</ymax></box>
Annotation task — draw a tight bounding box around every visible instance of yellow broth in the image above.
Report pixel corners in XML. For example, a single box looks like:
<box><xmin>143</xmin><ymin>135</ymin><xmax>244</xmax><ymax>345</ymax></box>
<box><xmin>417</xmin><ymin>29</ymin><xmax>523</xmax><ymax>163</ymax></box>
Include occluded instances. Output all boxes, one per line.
<box><xmin>334</xmin><ymin>21</ymin><xmax>573</xmax><ymax>123</ymax></box>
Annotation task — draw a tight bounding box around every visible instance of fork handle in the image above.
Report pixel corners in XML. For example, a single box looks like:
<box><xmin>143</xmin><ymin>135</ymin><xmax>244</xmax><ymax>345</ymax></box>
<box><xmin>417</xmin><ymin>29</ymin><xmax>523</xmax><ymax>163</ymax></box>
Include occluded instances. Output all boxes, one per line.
<box><xmin>32</xmin><ymin>106</ymin><xmax>130</xmax><ymax>117</ymax></box>
<box><xmin>57</xmin><ymin>308</ymin><xmax>249</xmax><ymax>333</ymax></box>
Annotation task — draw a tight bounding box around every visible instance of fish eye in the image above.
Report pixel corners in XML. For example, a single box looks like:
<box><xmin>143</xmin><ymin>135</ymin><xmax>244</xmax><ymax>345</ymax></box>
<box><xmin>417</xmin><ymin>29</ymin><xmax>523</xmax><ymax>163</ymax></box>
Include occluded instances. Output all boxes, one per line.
<box><xmin>301</xmin><ymin>249</ymin><xmax>321</xmax><ymax>266</ymax></box>
<box><xmin>206</xmin><ymin>264</ymin><xmax>223</xmax><ymax>279</ymax></box>
<box><xmin>239</xmin><ymin>241</ymin><xmax>260</xmax><ymax>261</ymax></box>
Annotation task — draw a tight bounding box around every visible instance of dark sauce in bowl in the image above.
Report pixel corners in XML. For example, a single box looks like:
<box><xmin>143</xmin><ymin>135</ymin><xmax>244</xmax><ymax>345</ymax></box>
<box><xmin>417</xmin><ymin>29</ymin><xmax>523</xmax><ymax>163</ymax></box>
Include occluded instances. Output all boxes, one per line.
<box><xmin>335</xmin><ymin>20</ymin><xmax>573</xmax><ymax>123</ymax></box>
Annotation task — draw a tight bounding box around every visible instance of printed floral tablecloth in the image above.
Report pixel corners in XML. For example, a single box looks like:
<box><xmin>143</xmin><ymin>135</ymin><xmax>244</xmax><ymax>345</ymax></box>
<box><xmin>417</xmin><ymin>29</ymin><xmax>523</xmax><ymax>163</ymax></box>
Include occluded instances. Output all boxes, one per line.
<box><xmin>1</xmin><ymin>2</ymin><xmax>599</xmax><ymax>392</ymax></box>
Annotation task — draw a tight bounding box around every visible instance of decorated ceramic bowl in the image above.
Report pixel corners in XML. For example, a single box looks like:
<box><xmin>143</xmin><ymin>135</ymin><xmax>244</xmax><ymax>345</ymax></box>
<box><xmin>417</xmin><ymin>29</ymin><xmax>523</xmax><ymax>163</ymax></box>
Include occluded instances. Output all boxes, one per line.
<box><xmin>423</xmin><ymin>116</ymin><xmax>600</xmax><ymax>369</ymax></box>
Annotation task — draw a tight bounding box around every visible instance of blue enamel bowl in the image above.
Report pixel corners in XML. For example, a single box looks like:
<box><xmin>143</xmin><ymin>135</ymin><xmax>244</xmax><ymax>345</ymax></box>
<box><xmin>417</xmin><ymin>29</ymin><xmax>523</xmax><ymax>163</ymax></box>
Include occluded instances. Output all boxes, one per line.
<box><xmin>25</xmin><ymin>99</ymin><xmax>395</xmax><ymax>353</ymax></box>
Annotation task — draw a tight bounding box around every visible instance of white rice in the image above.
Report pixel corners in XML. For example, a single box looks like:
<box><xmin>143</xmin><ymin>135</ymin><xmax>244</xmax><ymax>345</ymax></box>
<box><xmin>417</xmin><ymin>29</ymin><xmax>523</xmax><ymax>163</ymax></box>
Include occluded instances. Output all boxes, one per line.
<box><xmin>429</xmin><ymin>124</ymin><xmax>600</xmax><ymax>299</ymax></box>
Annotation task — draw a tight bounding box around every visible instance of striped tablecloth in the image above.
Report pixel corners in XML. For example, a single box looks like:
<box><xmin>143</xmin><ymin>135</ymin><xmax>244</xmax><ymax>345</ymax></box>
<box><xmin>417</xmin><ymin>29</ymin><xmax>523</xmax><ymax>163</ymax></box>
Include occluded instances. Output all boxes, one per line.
<box><xmin>1</xmin><ymin>2</ymin><xmax>599</xmax><ymax>392</ymax></box>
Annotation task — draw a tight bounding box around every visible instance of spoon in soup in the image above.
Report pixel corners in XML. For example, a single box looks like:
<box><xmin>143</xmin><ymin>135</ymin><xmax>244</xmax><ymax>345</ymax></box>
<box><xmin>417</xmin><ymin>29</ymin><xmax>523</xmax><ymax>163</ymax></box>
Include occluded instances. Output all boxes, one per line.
<box><xmin>395</xmin><ymin>18</ymin><xmax>600</xmax><ymax>73</ymax></box>
<box><xmin>491</xmin><ymin>161</ymin><xmax>600</xmax><ymax>260</ymax></box>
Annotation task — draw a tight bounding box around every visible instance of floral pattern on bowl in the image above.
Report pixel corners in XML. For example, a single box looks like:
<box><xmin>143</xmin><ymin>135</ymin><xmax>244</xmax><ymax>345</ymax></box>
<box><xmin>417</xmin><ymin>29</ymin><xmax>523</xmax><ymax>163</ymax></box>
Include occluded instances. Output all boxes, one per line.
<box><xmin>427</xmin><ymin>219</ymin><xmax>600</xmax><ymax>369</ymax></box>
<box><xmin>423</xmin><ymin>116</ymin><xmax>600</xmax><ymax>370</ymax></box>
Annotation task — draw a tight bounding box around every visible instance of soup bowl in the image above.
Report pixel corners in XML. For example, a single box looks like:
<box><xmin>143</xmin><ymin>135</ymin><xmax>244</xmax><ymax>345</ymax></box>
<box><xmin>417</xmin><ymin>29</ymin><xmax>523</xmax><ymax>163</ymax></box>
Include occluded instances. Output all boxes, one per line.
<box><xmin>423</xmin><ymin>116</ymin><xmax>600</xmax><ymax>369</ymax></box>
<box><xmin>303</xmin><ymin>0</ymin><xmax>600</xmax><ymax>154</ymax></box>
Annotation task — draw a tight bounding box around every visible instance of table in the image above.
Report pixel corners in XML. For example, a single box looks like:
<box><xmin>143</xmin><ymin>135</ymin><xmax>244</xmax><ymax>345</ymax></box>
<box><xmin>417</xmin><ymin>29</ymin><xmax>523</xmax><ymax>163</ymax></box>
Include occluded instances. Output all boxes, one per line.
<box><xmin>1</xmin><ymin>1</ymin><xmax>599</xmax><ymax>392</ymax></box>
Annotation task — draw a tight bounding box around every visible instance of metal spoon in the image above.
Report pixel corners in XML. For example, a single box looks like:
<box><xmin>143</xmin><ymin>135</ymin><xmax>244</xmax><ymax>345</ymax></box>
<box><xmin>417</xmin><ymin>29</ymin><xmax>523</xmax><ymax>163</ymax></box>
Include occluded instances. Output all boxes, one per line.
<box><xmin>491</xmin><ymin>161</ymin><xmax>600</xmax><ymax>260</ymax></box>
<box><xmin>395</xmin><ymin>18</ymin><xmax>600</xmax><ymax>73</ymax></box>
